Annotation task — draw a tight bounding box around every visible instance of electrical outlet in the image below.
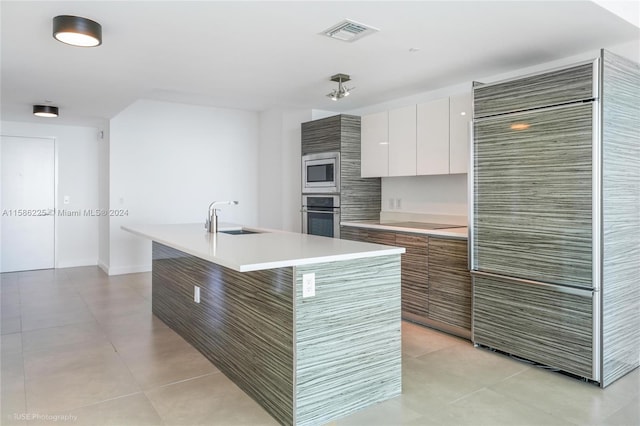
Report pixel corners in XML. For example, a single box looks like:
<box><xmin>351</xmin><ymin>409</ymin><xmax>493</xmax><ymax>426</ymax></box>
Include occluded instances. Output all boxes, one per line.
<box><xmin>194</xmin><ymin>286</ymin><xmax>200</xmax><ymax>303</ymax></box>
<box><xmin>396</xmin><ymin>198</ymin><xmax>402</xmax><ymax>209</ymax></box>
<box><xmin>302</xmin><ymin>273</ymin><xmax>315</xmax><ymax>298</ymax></box>
<box><xmin>388</xmin><ymin>198</ymin><xmax>395</xmax><ymax>210</ymax></box>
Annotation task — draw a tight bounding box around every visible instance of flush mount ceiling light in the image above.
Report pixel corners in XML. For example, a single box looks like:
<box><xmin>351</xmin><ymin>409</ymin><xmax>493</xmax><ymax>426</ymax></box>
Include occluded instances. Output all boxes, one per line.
<box><xmin>326</xmin><ymin>74</ymin><xmax>354</xmax><ymax>101</ymax></box>
<box><xmin>53</xmin><ymin>15</ymin><xmax>102</xmax><ymax>47</ymax></box>
<box><xmin>33</xmin><ymin>105</ymin><xmax>59</xmax><ymax>118</ymax></box>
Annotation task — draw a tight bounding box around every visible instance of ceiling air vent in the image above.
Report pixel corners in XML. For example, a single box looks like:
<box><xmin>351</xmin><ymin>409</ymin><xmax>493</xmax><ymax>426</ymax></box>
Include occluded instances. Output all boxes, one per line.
<box><xmin>321</xmin><ymin>19</ymin><xmax>379</xmax><ymax>42</ymax></box>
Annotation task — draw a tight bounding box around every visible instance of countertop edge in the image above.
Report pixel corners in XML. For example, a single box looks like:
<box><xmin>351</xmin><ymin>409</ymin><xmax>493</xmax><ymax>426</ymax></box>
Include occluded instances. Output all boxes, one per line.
<box><xmin>123</xmin><ymin>224</ymin><xmax>406</xmax><ymax>272</ymax></box>
<box><xmin>340</xmin><ymin>221</ymin><xmax>469</xmax><ymax>240</ymax></box>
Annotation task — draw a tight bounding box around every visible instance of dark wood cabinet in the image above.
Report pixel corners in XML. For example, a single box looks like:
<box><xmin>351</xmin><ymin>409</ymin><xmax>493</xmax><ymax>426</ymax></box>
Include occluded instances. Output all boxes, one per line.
<box><xmin>396</xmin><ymin>234</ymin><xmax>428</xmax><ymax>318</ymax></box>
<box><xmin>428</xmin><ymin>238</ymin><xmax>471</xmax><ymax>330</ymax></box>
<box><xmin>341</xmin><ymin>226</ymin><xmax>471</xmax><ymax>338</ymax></box>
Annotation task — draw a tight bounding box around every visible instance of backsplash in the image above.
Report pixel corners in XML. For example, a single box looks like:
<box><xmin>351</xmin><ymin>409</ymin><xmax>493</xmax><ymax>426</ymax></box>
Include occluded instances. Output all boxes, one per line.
<box><xmin>381</xmin><ymin>174</ymin><xmax>468</xmax><ymax>218</ymax></box>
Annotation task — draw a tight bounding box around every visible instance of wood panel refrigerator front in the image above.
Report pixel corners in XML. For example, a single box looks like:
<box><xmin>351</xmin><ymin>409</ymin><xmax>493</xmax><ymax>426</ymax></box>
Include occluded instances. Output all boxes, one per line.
<box><xmin>472</xmin><ymin>51</ymin><xmax>640</xmax><ymax>386</ymax></box>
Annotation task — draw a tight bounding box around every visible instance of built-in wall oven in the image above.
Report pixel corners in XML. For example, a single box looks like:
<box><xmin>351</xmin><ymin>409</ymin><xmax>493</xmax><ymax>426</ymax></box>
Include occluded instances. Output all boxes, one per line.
<box><xmin>301</xmin><ymin>194</ymin><xmax>340</xmax><ymax>238</ymax></box>
<box><xmin>302</xmin><ymin>152</ymin><xmax>340</xmax><ymax>193</ymax></box>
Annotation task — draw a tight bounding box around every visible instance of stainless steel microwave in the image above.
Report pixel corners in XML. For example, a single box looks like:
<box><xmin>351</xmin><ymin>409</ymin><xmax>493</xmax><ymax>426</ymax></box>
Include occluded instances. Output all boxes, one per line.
<box><xmin>302</xmin><ymin>152</ymin><xmax>340</xmax><ymax>193</ymax></box>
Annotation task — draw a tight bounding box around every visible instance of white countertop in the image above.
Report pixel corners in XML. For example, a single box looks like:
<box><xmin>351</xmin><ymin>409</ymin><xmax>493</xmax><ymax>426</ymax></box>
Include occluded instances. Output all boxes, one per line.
<box><xmin>123</xmin><ymin>223</ymin><xmax>405</xmax><ymax>272</ymax></box>
<box><xmin>341</xmin><ymin>220</ymin><xmax>468</xmax><ymax>239</ymax></box>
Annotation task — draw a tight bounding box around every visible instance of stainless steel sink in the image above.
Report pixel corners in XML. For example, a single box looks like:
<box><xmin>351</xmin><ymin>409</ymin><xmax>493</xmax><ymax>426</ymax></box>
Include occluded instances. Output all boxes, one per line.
<box><xmin>219</xmin><ymin>229</ymin><xmax>261</xmax><ymax>235</ymax></box>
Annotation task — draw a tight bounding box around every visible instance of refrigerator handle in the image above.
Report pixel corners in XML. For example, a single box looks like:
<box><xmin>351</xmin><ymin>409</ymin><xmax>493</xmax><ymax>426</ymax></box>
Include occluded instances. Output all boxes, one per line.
<box><xmin>470</xmin><ymin>271</ymin><xmax>596</xmax><ymax>297</ymax></box>
<box><xmin>467</xmin><ymin>118</ymin><xmax>475</xmax><ymax>271</ymax></box>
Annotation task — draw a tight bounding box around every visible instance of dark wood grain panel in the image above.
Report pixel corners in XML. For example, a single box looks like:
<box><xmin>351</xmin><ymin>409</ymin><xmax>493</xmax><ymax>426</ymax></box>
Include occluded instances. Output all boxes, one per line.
<box><xmin>396</xmin><ymin>234</ymin><xmax>428</xmax><ymax>317</ymax></box>
<box><xmin>473</xmin><ymin>103</ymin><xmax>593</xmax><ymax>288</ymax></box>
<box><xmin>294</xmin><ymin>255</ymin><xmax>402</xmax><ymax>425</ymax></box>
<box><xmin>428</xmin><ymin>237</ymin><xmax>471</xmax><ymax>329</ymax></box>
<box><xmin>301</xmin><ymin>115</ymin><xmax>341</xmax><ymax>154</ymax></box>
<box><xmin>339</xmin><ymin>226</ymin><xmax>368</xmax><ymax>242</ymax></box>
<box><xmin>301</xmin><ymin>114</ymin><xmax>381</xmax><ymax>223</ymax></box>
<box><xmin>474</xmin><ymin>62</ymin><xmax>594</xmax><ymax>118</ymax></box>
<box><xmin>341</xmin><ymin>227</ymin><xmax>473</xmax><ymax>336</ymax></box>
<box><xmin>339</xmin><ymin>115</ymin><xmax>382</xmax><ymax>222</ymax></box>
<box><xmin>365</xmin><ymin>229</ymin><xmax>397</xmax><ymax>246</ymax></box>
<box><xmin>152</xmin><ymin>243</ymin><xmax>294</xmax><ymax>425</ymax></box>
<box><xmin>601</xmin><ymin>50</ymin><xmax>640</xmax><ymax>387</ymax></box>
<box><xmin>473</xmin><ymin>274</ymin><xmax>594</xmax><ymax>379</ymax></box>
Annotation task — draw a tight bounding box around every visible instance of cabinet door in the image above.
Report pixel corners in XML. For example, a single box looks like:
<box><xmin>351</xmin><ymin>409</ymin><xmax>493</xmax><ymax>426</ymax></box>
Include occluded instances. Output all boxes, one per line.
<box><xmin>301</xmin><ymin>115</ymin><xmax>342</xmax><ymax>155</ymax></box>
<box><xmin>340</xmin><ymin>226</ymin><xmax>368</xmax><ymax>242</ymax></box>
<box><xmin>388</xmin><ymin>105</ymin><xmax>417</xmax><ymax>176</ymax></box>
<box><xmin>365</xmin><ymin>229</ymin><xmax>396</xmax><ymax>246</ymax></box>
<box><xmin>417</xmin><ymin>98</ymin><xmax>449</xmax><ymax>175</ymax></box>
<box><xmin>361</xmin><ymin>111</ymin><xmax>389</xmax><ymax>177</ymax></box>
<box><xmin>449</xmin><ymin>92</ymin><xmax>472</xmax><ymax>174</ymax></box>
<box><xmin>428</xmin><ymin>238</ymin><xmax>471</xmax><ymax>330</ymax></box>
<box><xmin>396</xmin><ymin>234</ymin><xmax>428</xmax><ymax>318</ymax></box>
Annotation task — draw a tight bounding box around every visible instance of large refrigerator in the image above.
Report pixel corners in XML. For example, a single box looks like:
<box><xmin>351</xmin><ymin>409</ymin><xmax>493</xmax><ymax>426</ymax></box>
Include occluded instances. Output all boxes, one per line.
<box><xmin>470</xmin><ymin>50</ymin><xmax>639</xmax><ymax>387</ymax></box>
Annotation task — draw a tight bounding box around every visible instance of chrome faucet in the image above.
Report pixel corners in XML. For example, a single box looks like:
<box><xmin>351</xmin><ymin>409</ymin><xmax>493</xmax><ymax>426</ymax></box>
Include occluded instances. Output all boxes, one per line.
<box><xmin>205</xmin><ymin>201</ymin><xmax>238</xmax><ymax>233</ymax></box>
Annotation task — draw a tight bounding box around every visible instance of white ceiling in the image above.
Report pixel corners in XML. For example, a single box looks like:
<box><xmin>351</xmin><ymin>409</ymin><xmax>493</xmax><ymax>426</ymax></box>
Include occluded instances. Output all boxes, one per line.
<box><xmin>1</xmin><ymin>1</ymin><xmax>638</xmax><ymax>127</ymax></box>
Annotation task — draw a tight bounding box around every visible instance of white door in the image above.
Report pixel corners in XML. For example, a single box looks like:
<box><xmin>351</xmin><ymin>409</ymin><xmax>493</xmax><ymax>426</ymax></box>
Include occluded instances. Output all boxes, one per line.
<box><xmin>1</xmin><ymin>136</ymin><xmax>55</xmax><ymax>272</ymax></box>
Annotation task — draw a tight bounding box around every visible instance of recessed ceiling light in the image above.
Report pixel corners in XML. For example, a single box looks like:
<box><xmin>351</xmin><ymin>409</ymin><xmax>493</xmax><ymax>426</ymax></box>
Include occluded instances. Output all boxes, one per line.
<box><xmin>53</xmin><ymin>15</ymin><xmax>102</xmax><ymax>47</ymax></box>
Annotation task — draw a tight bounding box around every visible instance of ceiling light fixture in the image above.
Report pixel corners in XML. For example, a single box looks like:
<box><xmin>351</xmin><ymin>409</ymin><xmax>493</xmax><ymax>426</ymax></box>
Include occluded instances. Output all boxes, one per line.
<box><xmin>326</xmin><ymin>74</ymin><xmax>354</xmax><ymax>101</ymax></box>
<box><xmin>33</xmin><ymin>105</ymin><xmax>59</xmax><ymax>118</ymax></box>
<box><xmin>53</xmin><ymin>15</ymin><xmax>102</xmax><ymax>47</ymax></box>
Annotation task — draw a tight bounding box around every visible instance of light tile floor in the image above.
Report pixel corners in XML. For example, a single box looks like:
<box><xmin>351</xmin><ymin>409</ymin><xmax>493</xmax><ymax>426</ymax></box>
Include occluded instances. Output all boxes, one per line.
<box><xmin>1</xmin><ymin>266</ymin><xmax>638</xmax><ymax>426</ymax></box>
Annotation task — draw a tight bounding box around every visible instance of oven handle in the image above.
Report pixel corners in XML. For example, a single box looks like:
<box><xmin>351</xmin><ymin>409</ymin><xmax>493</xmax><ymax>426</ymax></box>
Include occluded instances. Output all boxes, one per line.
<box><xmin>301</xmin><ymin>209</ymin><xmax>340</xmax><ymax>214</ymax></box>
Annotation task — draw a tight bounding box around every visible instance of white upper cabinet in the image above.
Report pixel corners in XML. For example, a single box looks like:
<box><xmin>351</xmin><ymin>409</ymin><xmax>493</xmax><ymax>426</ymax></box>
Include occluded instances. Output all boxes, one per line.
<box><xmin>388</xmin><ymin>105</ymin><xmax>417</xmax><ymax>176</ymax></box>
<box><xmin>360</xmin><ymin>90</ymin><xmax>472</xmax><ymax>177</ymax></box>
<box><xmin>361</xmin><ymin>111</ymin><xmax>389</xmax><ymax>177</ymax></box>
<box><xmin>449</xmin><ymin>92</ymin><xmax>472</xmax><ymax>174</ymax></box>
<box><xmin>417</xmin><ymin>97</ymin><xmax>449</xmax><ymax>175</ymax></box>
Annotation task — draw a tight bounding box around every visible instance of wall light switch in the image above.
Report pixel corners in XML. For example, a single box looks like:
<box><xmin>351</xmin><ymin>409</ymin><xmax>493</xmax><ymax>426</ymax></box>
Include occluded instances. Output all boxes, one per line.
<box><xmin>395</xmin><ymin>198</ymin><xmax>402</xmax><ymax>209</ymax></box>
<box><xmin>388</xmin><ymin>198</ymin><xmax>394</xmax><ymax>210</ymax></box>
<box><xmin>63</xmin><ymin>195</ymin><xmax>70</xmax><ymax>205</ymax></box>
<box><xmin>194</xmin><ymin>286</ymin><xmax>201</xmax><ymax>303</ymax></box>
<box><xmin>302</xmin><ymin>273</ymin><xmax>315</xmax><ymax>298</ymax></box>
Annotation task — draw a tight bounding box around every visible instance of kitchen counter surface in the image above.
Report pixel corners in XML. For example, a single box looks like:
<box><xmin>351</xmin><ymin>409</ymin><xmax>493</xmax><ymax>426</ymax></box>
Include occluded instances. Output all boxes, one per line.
<box><xmin>341</xmin><ymin>220</ymin><xmax>468</xmax><ymax>239</ymax></box>
<box><xmin>123</xmin><ymin>223</ymin><xmax>404</xmax><ymax>272</ymax></box>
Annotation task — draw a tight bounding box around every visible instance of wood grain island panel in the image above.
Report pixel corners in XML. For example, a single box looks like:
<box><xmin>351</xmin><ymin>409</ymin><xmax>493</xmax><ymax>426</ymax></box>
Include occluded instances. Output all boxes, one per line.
<box><xmin>151</xmin><ymin>242</ymin><xmax>402</xmax><ymax>425</ymax></box>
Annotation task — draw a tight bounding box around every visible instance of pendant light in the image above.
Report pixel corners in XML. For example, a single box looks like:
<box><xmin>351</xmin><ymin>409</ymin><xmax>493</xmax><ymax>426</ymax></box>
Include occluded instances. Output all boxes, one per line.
<box><xmin>33</xmin><ymin>105</ymin><xmax>59</xmax><ymax>118</ymax></box>
<box><xmin>53</xmin><ymin>15</ymin><xmax>102</xmax><ymax>47</ymax></box>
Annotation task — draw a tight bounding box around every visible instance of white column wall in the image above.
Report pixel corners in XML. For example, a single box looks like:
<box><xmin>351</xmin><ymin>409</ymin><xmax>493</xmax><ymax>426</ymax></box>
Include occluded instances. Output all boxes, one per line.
<box><xmin>107</xmin><ymin>99</ymin><xmax>259</xmax><ymax>274</ymax></box>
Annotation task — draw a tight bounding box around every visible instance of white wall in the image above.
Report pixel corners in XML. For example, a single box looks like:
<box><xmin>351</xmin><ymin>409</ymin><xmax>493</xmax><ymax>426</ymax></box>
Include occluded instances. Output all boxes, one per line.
<box><xmin>98</xmin><ymin>124</ymin><xmax>110</xmax><ymax>271</ymax></box>
<box><xmin>107</xmin><ymin>99</ymin><xmax>259</xmax><ymax>274</ymax></box>
<box><xmin>1</xmin><ymin>120</ymin><xmax>100</xmax><ymax>268</ymax></box>
<box><xmin>258</xmin><ymin>108</ymin><xmax>312</xmax><ymax>232</ymax></box>
<box><xmin>381</xmin><ymin>174</ymin><xmax>468</xmax><ymax>216</ymax></box>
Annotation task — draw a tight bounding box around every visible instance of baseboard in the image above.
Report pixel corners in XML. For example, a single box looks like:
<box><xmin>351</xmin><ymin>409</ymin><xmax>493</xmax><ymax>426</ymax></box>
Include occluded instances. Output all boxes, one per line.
<box><xmin>97</xmin><ymin>260</ymin><xmax>109</xmax><ymax>275</ymax></box>
<box><xmin>104</xmin><ymin>264</ymin><xmax>152</xmax><ymax>276</ymax></box>
<box><xmin>56</xmin><ymin>259</ymin><xmax>98</xmax><ymax>269</ymax></box>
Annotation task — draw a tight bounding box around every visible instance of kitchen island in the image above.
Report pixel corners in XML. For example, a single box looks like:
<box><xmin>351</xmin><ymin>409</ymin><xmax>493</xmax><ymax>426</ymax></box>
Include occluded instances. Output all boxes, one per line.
<box><xmin>123</xmin><ymin>223</ymin><xmax>404</xmax><ymax>426</ymax></box>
